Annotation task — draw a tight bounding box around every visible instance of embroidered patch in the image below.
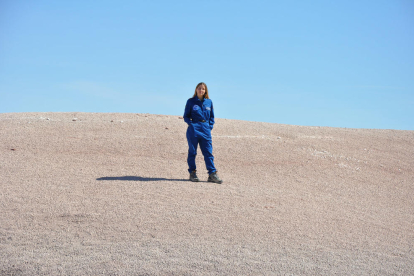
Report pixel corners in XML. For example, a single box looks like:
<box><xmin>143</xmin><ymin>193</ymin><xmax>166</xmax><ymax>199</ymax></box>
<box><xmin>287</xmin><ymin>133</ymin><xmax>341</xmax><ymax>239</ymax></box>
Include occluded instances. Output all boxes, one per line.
<box><xmin>206</xmin><ymin>107</ymin><xmax>211</xmax><ymax>111</ymax></box>
<box><xmin>193</xmin><ymin>105</ymin><xmax>200</xmax><ymax>111</ymax></box>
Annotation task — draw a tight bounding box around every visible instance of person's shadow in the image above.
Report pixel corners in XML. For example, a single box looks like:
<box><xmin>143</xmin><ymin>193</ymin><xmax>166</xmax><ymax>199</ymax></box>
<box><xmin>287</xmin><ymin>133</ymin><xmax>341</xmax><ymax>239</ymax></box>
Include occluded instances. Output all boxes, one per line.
<box><xmin>96</xmin><ymin>176</ymin><xmax>188</xmax><ymax>182</ymax></box>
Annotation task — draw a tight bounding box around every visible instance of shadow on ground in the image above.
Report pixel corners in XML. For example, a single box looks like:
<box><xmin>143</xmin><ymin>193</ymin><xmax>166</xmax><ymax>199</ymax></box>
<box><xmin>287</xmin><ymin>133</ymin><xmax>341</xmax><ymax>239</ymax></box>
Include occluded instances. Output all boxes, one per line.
<box><xmin>96</xmin><ymin>176</ymin><xmax>188</xmax><ymax>182</ymax></box>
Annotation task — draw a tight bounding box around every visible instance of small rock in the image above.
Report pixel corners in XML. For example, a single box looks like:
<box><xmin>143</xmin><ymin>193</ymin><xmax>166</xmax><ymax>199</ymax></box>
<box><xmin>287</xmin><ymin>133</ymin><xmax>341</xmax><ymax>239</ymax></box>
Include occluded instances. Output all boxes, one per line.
<box><xmin>165</xmin><ymin>127</ymin><xmax>169</xmax><ymax>129</ymax></box>
<box><xmin>72</xmin><ymin>118</ymin><xmax>77</xmax><ymax>121</ymax></box>
<box><xmin>277</xmin><ymin>136</ymin><xmax>281</xmax><ymax>139</ymax></box>
<box><xmin>121</xmin><ymin>121</ymin><xmax>123</xmax><ymax>123</ymax></box>
<box><xmin>178</xmin><ymin>116</ymin><xmax>183</xmax><ymax>119</ymax></box>
<box><xmin>11</xmin><ymin>148</ymin><xmax>16</xmax><ymax>151</ymax></box>
<box><xmin>111</xmin><ymin>120</ymin><xmax>114</xmax><ymax>122</ymax></box>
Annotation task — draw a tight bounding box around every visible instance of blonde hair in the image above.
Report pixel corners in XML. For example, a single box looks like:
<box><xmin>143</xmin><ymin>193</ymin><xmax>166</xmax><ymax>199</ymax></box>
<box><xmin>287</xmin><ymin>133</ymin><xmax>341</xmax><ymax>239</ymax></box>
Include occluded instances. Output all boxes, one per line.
<box><xmin>192</xmin><ymin>82</ymin><xmax>210</xmax><ymax>99</ymax></box>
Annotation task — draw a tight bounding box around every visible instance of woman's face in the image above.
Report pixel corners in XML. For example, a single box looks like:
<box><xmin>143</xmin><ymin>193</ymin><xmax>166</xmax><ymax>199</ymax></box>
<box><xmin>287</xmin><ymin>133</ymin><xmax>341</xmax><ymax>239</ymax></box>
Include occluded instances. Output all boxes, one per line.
<box><xmin>196</xmin><ymin>85</ymin><xmax>206</xmax><ymax>98</ymax></box>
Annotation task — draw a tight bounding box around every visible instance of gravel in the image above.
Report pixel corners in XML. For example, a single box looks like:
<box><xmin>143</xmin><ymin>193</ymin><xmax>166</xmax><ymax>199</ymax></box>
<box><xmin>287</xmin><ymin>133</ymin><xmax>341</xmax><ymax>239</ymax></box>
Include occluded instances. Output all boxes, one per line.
<box><xmin>1</xmin><ymin>112</ymin><xmax>413</xmax><ymax>275</ymax></box>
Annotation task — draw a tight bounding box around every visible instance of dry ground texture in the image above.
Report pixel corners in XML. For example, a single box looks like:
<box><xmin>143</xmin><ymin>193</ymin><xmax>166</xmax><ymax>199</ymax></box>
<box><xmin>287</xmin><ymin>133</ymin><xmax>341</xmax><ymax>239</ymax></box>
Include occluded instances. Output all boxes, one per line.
<box><xmin>1</xmin><ymin>112</ymin><xmax>413</xmax><ymax>275</ymax></box>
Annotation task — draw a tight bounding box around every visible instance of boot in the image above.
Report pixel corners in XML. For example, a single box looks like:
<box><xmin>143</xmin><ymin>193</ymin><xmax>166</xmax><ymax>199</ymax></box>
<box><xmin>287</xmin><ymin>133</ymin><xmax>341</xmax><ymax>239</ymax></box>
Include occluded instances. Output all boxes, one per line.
<box><xmin>189</xmin><ymin>170</ymin><xmax>199</xmax><ymax>182</ymax></box>
<box><xmin>208</xmin><ymin>172</ymin><xmax>223</xmax><ymax>184</ymax></box>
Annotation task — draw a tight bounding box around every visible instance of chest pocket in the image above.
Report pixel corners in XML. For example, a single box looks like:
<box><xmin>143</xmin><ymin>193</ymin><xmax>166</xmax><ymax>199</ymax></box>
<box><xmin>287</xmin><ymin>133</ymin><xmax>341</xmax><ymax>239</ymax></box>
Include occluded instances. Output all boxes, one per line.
<box><xmin>191</xmin><ymin>104</ymin><xmax>203</xmax><ymax>120</ymax></box>
<box><xmin>203</xmin><ymin>104</ymin><xmax>211</xmax><ymax>120</ymax></box>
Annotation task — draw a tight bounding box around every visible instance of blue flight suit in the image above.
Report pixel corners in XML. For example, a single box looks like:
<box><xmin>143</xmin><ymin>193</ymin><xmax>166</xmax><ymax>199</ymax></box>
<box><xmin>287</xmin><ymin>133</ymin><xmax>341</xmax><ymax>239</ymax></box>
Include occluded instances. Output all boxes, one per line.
<box><xmin>183</xmin><ymin>96</ymin><xmax>217</xmax><ymax>174</ymax></box>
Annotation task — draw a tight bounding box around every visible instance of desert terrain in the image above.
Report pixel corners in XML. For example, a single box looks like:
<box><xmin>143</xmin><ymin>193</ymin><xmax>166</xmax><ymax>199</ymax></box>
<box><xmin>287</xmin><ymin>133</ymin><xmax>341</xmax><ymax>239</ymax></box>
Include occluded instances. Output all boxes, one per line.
<box><xmin>1</xmin><ymin>112</ymin><xmax>413</xmax><ymax>275</ymax></box>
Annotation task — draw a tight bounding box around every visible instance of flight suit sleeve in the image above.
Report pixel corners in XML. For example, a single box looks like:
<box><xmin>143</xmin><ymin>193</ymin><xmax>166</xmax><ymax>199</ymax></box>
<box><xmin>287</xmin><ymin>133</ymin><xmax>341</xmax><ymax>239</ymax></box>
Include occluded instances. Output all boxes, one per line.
<box><xmin>209</xmin><ymin>101</ymin><xmax>215</xmax><ymax>130</ymax></box>
<box><xmin>183</xmin><ymin>99</ymin><xmax>192</xmax><ymax>125</ymax></box>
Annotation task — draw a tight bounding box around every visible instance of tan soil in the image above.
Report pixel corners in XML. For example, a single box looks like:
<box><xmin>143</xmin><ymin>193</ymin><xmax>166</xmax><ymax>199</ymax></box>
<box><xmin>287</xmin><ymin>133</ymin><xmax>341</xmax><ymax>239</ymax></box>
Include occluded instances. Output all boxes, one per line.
<box><xmin>1</xmin><ymin>112</ymin><xmax>413</xmax><ymax>275</ymax></box>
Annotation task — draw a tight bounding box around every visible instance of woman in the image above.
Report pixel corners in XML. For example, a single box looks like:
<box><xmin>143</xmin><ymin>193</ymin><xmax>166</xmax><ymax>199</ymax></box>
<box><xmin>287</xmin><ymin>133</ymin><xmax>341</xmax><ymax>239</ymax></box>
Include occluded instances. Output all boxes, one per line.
<box><xmin>183</xmin><ymin>82</ymin><xmax>223</xmax><ymax>184</ymax></box>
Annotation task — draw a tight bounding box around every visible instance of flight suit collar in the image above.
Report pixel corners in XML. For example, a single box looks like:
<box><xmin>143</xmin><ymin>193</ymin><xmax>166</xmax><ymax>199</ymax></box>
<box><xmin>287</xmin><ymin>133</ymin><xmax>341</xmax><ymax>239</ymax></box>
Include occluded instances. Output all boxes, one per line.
<box><xmin>194</xmin><ymin>96</ymin><xmax>205</xmax><ymax>102</ymax></box>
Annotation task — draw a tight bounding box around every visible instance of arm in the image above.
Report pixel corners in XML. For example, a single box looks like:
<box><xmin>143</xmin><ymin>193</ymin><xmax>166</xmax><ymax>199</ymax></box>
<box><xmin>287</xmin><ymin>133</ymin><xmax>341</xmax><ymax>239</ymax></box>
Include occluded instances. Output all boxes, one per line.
<box><xmin>183</xmin><ymin>99</ymin><xmax>192</xmax><ymax>125</ymax></box>
<box><xmin>209</xmin><ymin>101</ymin><xmax>215</xmax><ymax>130</ymax></box>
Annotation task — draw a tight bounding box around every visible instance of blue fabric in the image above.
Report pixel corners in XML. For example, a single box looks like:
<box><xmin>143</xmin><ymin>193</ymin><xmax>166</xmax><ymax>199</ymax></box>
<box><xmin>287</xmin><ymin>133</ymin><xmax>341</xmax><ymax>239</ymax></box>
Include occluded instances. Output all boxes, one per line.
<box><xmin>184</xmin><ymin>96</ymin><xmax>216</xmax><ymax>174</ymax></box>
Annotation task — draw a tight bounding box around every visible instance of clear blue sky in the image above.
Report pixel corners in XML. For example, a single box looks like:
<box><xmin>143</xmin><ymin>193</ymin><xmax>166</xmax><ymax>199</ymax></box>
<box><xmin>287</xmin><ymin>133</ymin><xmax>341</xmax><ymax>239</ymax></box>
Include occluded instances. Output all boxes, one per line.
<box><xmin>1</xmin><ymin>0</ymin><xmax>413</xmax><ymax>130</ymax></box>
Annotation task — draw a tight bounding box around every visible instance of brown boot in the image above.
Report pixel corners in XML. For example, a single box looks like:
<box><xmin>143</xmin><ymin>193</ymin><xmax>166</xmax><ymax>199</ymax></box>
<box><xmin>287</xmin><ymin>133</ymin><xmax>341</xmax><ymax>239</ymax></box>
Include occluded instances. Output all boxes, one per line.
<box><xmin>208</xmin><ymin>172</ymin><xmax>223</xmax><ymax>184</ymax></box>
<box><xmin>189</xmin><ymin>170</ymin><xmax>199</xmax><ymax>182</ymax></box>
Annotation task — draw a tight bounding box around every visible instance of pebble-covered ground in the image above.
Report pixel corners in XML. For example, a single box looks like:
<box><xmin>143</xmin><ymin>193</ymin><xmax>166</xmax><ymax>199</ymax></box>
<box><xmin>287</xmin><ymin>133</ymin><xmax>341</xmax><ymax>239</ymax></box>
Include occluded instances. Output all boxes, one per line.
<box><xmin>1</xmin><ymin>112</ymin><xmax>413</xmax><ymax>275</ymax></box>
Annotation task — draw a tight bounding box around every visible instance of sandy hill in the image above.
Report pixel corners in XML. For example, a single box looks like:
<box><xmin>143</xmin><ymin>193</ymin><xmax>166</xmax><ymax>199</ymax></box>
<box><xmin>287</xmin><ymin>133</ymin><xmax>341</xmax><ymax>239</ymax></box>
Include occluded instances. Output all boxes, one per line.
<box><xmin>1</xmin><ymin>112</ymin><xmax>413</xmax><ymax>275</ymax></box>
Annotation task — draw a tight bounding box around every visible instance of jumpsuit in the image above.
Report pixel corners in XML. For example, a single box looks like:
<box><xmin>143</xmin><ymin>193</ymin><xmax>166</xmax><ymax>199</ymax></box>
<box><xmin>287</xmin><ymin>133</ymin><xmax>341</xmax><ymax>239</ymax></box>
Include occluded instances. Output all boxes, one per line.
<box><xmin>183</xmin><ymin>96</ymin><xmax>217</xmax><ymax>174</ymax></box>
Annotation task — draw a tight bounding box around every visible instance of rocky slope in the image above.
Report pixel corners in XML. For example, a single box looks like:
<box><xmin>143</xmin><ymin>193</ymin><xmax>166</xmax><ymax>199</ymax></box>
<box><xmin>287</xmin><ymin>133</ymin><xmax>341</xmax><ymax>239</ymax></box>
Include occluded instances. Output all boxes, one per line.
<box><xmin>1</xmin><ymin>112</ymin><xmax>413</xmax><ymax>275</ymax></box>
